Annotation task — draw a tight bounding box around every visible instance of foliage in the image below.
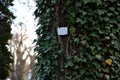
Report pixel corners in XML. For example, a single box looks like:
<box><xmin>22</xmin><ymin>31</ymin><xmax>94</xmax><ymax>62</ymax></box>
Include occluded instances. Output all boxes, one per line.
<box><xmin>0</xmin><ymin>0</ymin><xmax>14</xmax><ymax>79</ymax></box>
<box><xmin>34</xmin><ymin>0</ymin><xmax>120</xmax><ymax>80</ymax></box>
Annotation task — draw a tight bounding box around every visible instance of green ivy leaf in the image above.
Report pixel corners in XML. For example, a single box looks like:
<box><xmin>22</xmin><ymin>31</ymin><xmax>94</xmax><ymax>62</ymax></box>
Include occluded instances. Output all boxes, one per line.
<box><xmin>95</xmin><ymin>55</ymin><xmax>102</xmax><ymax>60</ymax></box>
<box><xmin>51</xmin><ymin>0</ymin><xmax>57</xmax><ymax>4</ymax></box>
<box><xmin>74</xmin><ymin>38</ymin><xmax>80</xmax><ymax>44</ymax></box>
<box><xmin>67</xmin><ymin>54</ymin><xmax>71</xmax><ymax>60</ymax></box>
<box><xmin>83</xmin><ymin>0</ymin><xmax>91</xmax><ymax>4</ymax></box>
<box><xmin>65</xmin><ymin>60</ymin><xmax>74</xmax><ymax>68</ymax></box>
<box><xmin>90</xmin><ymin>46</ymin><xmax>95</xmax><ymax>50</ymax></box>
<box><xmin>70</xmin><ymin>27</ymin><xmax>76</xmax><ymax>33</ymax></box>
<box><xmin>97</xmin><ymin>10</ymin><xmax>106</xmax><ymax>15</ymax></box>
<box><xmin>76</xmin><ymin>2</ymin><xmax>81</xmax><ymax>7</ymax></box>
<box><xmin>89</xmin><ymin>32</ymin><xmax>98</xmax><ymax>37</ymax></box>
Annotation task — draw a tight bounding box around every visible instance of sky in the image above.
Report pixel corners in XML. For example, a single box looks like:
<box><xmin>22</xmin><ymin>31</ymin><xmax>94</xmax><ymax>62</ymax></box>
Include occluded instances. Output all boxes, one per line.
<box><xmin>10</xmin><ymin>0</ymin><xmax>37</xmax><ymax>47</ymax></box>
<box><xmin>5</xmin><ymin>1</ymin><xmax>37</xmax><ymax>79</ymax></box>
<box><xmin>8</xmin><ymin>0</ymin><xmax>38</xmax><ymax>66</ymax></box>
<box><xmin>6</xmin><ymin>0</ymin><xmax>37</xmax><ymax>79</ymax></box>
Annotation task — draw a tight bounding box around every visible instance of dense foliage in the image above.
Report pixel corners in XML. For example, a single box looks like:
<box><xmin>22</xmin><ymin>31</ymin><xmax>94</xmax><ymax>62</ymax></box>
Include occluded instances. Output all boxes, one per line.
<box><xmin>34</xmin><ymin>0</ymin><xmax>120</xmax><ymax>80</ymax></box>
<box><xmin>0</xmin><ymin>0</ymin><xmax>14</xmax><ymax>79</ymax></box>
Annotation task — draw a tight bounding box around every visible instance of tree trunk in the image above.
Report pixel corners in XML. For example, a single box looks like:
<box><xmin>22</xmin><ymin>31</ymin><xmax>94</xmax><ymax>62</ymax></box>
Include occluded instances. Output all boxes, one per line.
<box><xmin>55</xmin><ymin>1</ymin><xmax>68</xmax><ymax>80</ymax></box>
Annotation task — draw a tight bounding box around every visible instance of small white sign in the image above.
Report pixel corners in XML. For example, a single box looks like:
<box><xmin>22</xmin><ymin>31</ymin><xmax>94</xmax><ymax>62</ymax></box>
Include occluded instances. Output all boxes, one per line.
<box><xmin>57</xmin><ymin>27</ymin><xmax>68</xmax><ymax>35</ymax></box>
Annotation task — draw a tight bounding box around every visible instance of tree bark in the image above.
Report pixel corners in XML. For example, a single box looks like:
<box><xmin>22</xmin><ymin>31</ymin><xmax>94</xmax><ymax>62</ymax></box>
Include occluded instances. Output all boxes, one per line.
<box><xmin>55</xmin><ymin>0</ymin><xmax>67</xmax><ymax>80</ymax></box>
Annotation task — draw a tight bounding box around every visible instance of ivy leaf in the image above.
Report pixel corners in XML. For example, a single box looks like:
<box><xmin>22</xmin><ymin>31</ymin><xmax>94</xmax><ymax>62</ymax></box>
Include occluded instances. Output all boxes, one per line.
<box><xmin>67</xmin><ymin>54</ymin><xmax>71</xmax><ymax>60</ymax></box>
<box><xmin>95</xmin><ymin>55</ymin><xmax>101</xmax><ymax>60</ymax></box>
<box><xmin>105</xmin><ymin>59</ymin><xmax>112</xmax><ymax>66</ymax></box>
<box><xmin>70</xmin><ymin>27</ymin><xmax>76</xmax><ymax>33</ymax></box>
<box><xmin>81</xmin><ymin>40</ymin><xmax>86</xmax><ymax>46</ymax></box>
<box><xmin>90</xmin><ymin>46</ymin><xmax>95</xmax><ymax>50</ymax></box>
<box><xmin>89</xmin><ymin>32</ymin><xmax>98</xmax><ymax>37</ymax></box>
<box><xmin>44</xmin><ymin>47</ymin><xmax>52</xmax><ymax>53</ymax></box>
<box><xmin>76</xmin><ymin>2</ymin><xmax>81</xmax><ymax>7</ymax></box>
<box><xmin>65</xmin><ymin>60</ymin><xmax>74</xmax><ymax>68</ymax></box>
<box><xmin>74</xmin><ymin>38</ymin><xmax>80</xmax><ymax>44</ymax></box>
<box><xmin>104</xmin><ymin>36</ymin><xmax>110</xmax><ymax>40</ymax></box>
<box><xmin>97</xmin><ymin>10</ymin><xmax>105</xmax><ymax>15</ymax></box>
<box><xmin>117</xmin><ymin>3</ymin><xmax>120</xmax><ymax>6</ymax></box>
<box><xmin>51</xmin><ymin>0</ymin><xmax>57</xmax><ymax>4</ymax></box>
<box><xmin>70</xmin><ymin>12</ymin><xmax>76</xmax><ymax>17</ymax></box>
<box><xmin>104</xmin><ymin>17</ymin><xmax>110</xmax><ymax>22</ymax></box>
<box><xmin>83</xmin><ymin>0</ymin><xmax>91</xmax><ymax>4</ymax></box>
<box><xmin>109</xmin><ymin>7</ymin><xmax>115</xmax><ymax>11</ymax></box>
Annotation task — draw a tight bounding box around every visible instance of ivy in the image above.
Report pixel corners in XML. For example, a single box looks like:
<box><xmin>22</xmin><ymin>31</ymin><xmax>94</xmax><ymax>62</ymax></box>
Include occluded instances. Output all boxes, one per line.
<box><xmin>33</xmin><ymin>0</ymin><xmax>120</xmax><ymax>80</ymax></box>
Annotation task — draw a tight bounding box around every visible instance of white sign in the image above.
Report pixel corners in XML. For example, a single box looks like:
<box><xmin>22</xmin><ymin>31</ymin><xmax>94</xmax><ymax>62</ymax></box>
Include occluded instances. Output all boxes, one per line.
<box><xmin>57</xmin><ymin>27</ymin><xmax>68</xmax><ymax>35</ymax></box>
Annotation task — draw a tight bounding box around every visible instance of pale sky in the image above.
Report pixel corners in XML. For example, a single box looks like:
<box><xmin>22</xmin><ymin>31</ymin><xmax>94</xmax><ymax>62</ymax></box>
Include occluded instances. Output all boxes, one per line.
<box><xmin>10</xmin><ymin>0</ymin><xmax>37</xmax><ymax>47</ymax></box>
<box><xmin>8</xmin><ymin>0</ymin><xmax>37</xmax><ymax>65</ymax></box>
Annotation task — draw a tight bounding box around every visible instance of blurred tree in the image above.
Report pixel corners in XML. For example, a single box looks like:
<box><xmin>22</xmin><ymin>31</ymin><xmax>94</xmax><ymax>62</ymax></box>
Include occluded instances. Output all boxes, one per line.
<box><xmin>9</xmin><ymin>23</ymin><xmax>35</xmax><ymax>80</ymax></box>
<box><xmin>0</xmin><ymin>0</ymin><xmax>15</xmax><ymax>79</ymax></box>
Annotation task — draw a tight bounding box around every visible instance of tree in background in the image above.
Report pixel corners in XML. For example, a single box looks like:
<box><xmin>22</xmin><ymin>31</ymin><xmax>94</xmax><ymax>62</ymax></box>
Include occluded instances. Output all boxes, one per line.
<box><xmin>8</xmin><ymin>0</ymin><xmax>37</xmax><ymax>79</ymax></box>
<box><xmin>9</xmin><ymin>22</ymin><xmax>35</xmax><ymax>80</ymax></box>
<box><xmin>34</xmin><ymin>0</ymin><xmax>120</xmax><ymax>80</ymax></box>
<box><xmin>0</xmin><ymin>0</ymin><xmax>15</xmax><ymax>79</ymax></box>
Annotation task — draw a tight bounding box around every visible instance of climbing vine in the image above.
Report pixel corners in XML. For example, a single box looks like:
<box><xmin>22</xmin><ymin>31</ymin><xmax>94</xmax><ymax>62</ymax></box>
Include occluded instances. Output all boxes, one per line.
<box><xmin>33</xmin><ymin>0</ymin><xmax>120</xmax><ymax>80</ymax></box>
